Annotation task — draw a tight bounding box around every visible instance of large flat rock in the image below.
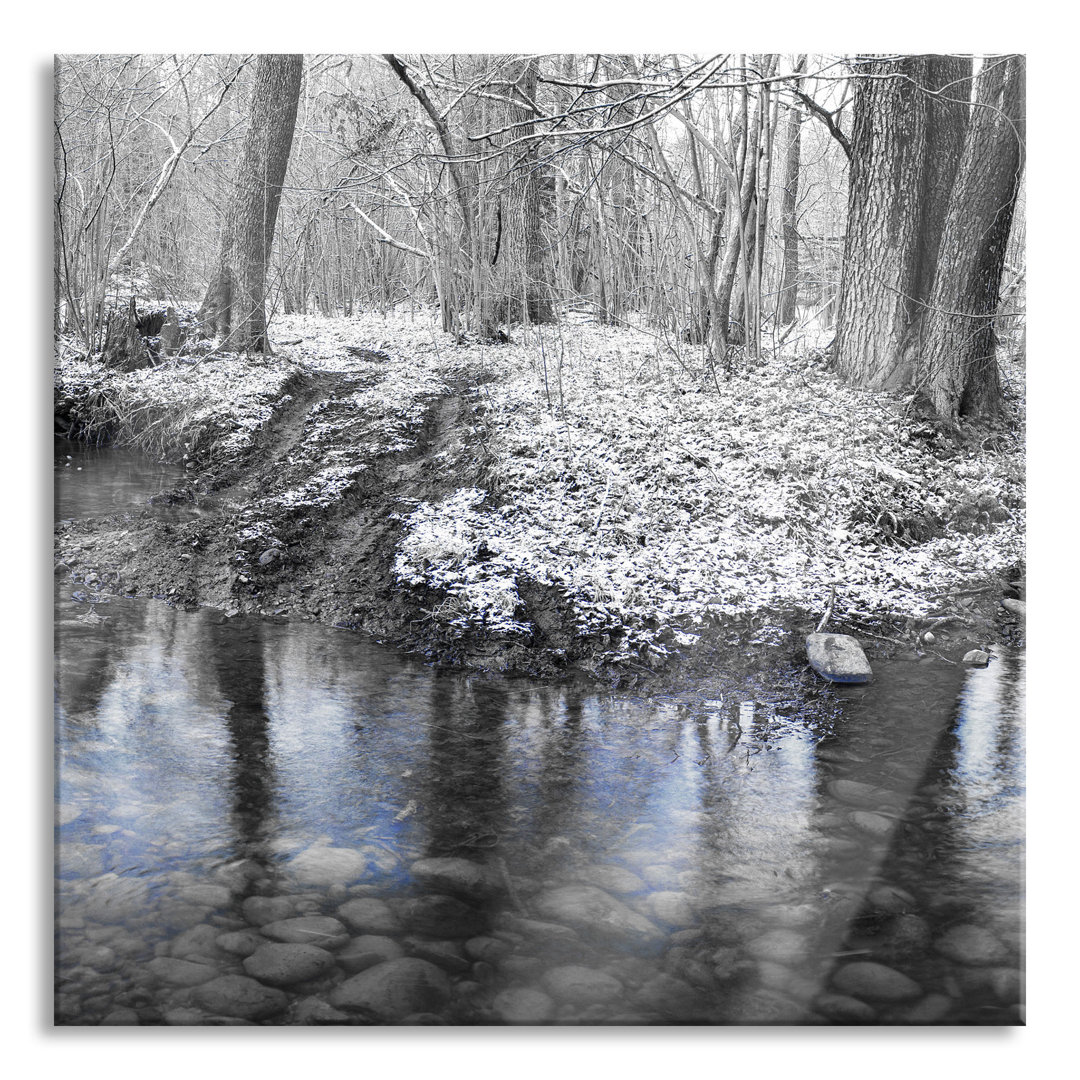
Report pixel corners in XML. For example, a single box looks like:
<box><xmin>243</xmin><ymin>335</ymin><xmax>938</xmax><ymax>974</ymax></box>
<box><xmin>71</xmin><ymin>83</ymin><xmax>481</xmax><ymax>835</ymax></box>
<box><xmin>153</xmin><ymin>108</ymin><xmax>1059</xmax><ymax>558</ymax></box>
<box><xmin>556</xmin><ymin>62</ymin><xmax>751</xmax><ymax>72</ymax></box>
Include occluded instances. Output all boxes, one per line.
<box><xmin>806</xmin><ymin>633</ymin><xmax>872</xmax><ymax>683</ymax></box>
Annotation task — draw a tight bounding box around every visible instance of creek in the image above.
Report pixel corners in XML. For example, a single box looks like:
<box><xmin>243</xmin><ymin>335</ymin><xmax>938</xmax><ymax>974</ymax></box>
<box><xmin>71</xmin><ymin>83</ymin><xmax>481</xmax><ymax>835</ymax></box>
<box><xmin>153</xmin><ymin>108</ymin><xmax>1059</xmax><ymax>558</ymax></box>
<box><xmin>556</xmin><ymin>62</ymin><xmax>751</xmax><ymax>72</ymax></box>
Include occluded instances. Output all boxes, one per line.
<box><xmin>54</xmin><ymin>439</ymin><xmax>1025</xmax><ymax>1025</ymax></box>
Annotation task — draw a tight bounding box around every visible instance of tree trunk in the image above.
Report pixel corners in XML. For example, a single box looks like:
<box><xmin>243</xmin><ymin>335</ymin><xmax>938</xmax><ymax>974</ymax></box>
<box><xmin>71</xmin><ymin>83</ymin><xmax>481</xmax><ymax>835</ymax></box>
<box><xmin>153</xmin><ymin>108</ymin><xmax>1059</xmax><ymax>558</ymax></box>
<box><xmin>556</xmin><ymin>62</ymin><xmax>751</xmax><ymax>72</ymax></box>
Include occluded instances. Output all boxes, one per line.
<box><xmin>922</xmin><ymin>55</ymin><xmax>1025</xmax><ymax>420</ymax></box>
<box><xmin>198</xmin><ymin>54</ymin><xmax>303</xmax><ymax>352</ymax></box>
<box><xmin>833</xmin><ymin>55</ymin><xmax>971</xmax><ymax>390</ymax></box>
<box><xmin>777</xmin><ymin>57</ymin><xmax>805</xmax><ymax>326</ymax></box>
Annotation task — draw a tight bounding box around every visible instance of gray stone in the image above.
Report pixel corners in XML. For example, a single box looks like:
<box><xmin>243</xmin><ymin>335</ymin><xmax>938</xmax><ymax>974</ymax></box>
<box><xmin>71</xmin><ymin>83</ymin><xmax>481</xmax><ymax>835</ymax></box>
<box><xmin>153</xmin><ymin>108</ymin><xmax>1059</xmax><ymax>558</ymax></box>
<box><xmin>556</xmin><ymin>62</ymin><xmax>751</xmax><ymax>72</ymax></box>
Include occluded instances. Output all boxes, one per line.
<box><xmin>56</xmin><ymin>804</ymin><xmax>83</xmax><ymax>827</ymax></box>
<box><xmin>410</xmin><ymin>856</ymin><xmax>504</xmax><ymax>901</ymax></box>
<box><xmin>540</xmin><ymin>965</ymin><xmax>624</xmax><ymax>1005</ymax></box>
<box><xmin>99</xmin><ymin>1007</ymin><xmax>140</xmax><ymax>1025</ymax></box>
<box><xmin>806</xmin><ymin>632</ymin><xmax>872</xmax><ymax>683</ymax></box>
<box><xmin>80</xmin><ymin>945</ymin><xmax>118</xmax><ymax>972</ymax></box>
<box><xmin>635</xmin><ymin>973</ymin><xmax>715</xmax><ymax>1022</ymax></box>
<box><xmin>243</xmin><ymin>942</ymin><xmax>336</xmax><ymax>986</ymax></box>
<box><xmin>177</xmin><ymin>884</ymin><xmax>231</xmax><ymax>908</ymax></box>
<box><xmin>574</xmin><ymin>863</ymin><xmax>645</xmax><ymax>895</ymax></box>
<box><xmin>532</xmin><ymin>884</ymin><xmax>665</xmax><ymax>950</ymax></box>
<box><xmin>491</xmin><ymin>987</ymin><xmax>556</xmax><ymax>1024</ymax></box>
<box><xmin>744</xmin><ymin>928</ymin><xmax>812</xmax><ymax>965</ymax></box>
<box><xmin>292</xmin><ymin>995</ymin><xmax>352</xmax><ymax>1025</ymax></box>
<box><xmin>288</xmin><ymin>845</ymin><xmax>370</xmax><ymax>887</ymax></box>
<box><xmin>635</xmin><ymin>890</ymin><xmax>697</xmax><ymax>929</ymax></box>
<box><xmin>147</xmin><ymin>956</ymin><xmax>218</xmax><ymax>987</ymax></box>
<box><xmin>241</xmin><ymin>895</ymin><xmax>295</xmax><ymax>926</ymax></box>
<box><xmin>865</xmin><ymin>884</ymin><xmax>917</xmax><ymax>915</ymax></box>
<box><xmin>193</xmin><ymin>974</ymin><xmax>290</xmax><ymax>1020</ymax></box>
<box><xmin>337</xmin><ymin>897</ymin><xmax>402</xmax><ymax>936</ymax></box>
<box><xmin>57</xmin><ymin>841</ymin><xmax>106</xmax><ymax>877</ymax></box>
<box><xmin>934</xmin><ymin>923</ymin><xmax>1010</xmax><ymax>966</ymax></box>
<box><xmin>328</xmin><ymin>958</ymin><xmax>451</xmax><ymax>1020</ymax></box>
<box><xmin>399</xmin><ymin>894</ymin><xmax>487</xmax><ymax>938</ymax></box>
<box><xmin>216</xmin><ymin>929</ymin><xmax>267</xmax><ymax>957</ymax></box>
<box><xmin>402</xmin><ymin>936</ymin><xmax>470</xmax><ymax>974</ymax></box>
<box><xmin>464</xmin><ymin>936</ymin><xmax>511</xmax><ymax>963</ymax></box>
<box><xmin>851</xmin><ymin>810</ymin><xmax>896</xmax><ymax>837</ymax></box>
<box><xmin>827</xmin><ymin>779</ymin><xmax>903</xmax><ymax>810</ymax></box>
<box><xmin>260</xmin><ymin>916</ymin><xmax>349</xmax><ymax>949</ymax></box>
<box><xmin>832</xmin><ymin>961</ymin><xmax>922</xmax><ymax>1002</ymax></box>
<box><xmin>870</xmin><ymin>913</ymin><xmax>932</xmax><ymax>960</ymax></box>
<box><xmin>813</xmin><ymin>992</ymin><xmax>878</xmax><ymax>1024</ymax></box>
<box><xmin>891</xmin><ymin>992</ymin><xmax>955</xmax><ymax>1024</ymax></box>
<box><xmin>337</xmin><ymin>934</ymin><xmax>405</xmax><ymax>975</ymax></box>
<box><xmin>641</xmin><ymin>863</ymin><xmax>682</xmax><ymax>890</ymax></box>
<box><xmin>963</xmin><ymin>650</ymin><xmax>991</xmax><ymax>667</ymax></box>
<box><xmin>494</xmin><ymin>913</ymin><xmax>581</xmax><ymax>950</ymax></box>
<box><xmin>170</xmin><ymin>924</ymin><xmax>230</xmax><ymax>963</ymax></box>
<box><xmin>1002</xmin><ymin>598</ymin><xmax>1026</xmax><ymax>620</ymax></box>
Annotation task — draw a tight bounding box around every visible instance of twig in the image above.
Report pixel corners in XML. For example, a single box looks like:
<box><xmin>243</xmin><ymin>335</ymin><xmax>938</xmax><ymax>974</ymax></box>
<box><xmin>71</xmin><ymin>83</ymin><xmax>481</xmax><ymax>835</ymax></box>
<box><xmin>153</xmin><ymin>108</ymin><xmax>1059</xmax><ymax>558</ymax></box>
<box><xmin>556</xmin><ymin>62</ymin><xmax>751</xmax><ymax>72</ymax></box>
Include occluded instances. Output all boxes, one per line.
<box><xmin>815</xmin><ymin>584</ymin><xmax>837</xmax><ymax>633</ymax></box>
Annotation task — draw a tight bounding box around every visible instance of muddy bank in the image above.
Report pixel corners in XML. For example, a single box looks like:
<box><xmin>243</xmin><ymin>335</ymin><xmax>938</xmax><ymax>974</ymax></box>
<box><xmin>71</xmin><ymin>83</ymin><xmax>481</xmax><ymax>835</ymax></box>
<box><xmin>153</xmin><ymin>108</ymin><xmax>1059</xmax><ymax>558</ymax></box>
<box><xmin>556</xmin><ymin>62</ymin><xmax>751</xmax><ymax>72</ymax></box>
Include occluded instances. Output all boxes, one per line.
<box><xmin>54</xmin><ymin>316</ymin><xmax>1025</xmax><ymax>686</ymax></box>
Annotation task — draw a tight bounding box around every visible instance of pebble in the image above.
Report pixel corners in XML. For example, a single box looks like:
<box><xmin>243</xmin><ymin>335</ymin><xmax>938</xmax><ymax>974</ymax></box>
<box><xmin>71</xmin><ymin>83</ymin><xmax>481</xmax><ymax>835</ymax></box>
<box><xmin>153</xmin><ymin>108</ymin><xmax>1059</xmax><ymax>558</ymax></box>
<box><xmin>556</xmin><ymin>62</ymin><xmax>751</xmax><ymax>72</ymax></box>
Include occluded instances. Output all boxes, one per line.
<box><xmin>177</xmin><ymin>884</ymin><xmax>231</xmax><ymax>908</ymax></box>
<box><xmin>337</xmin><ymin>934</ymin><xmax>405</xmax><ymax>975</ymax></box>
<box><xmin>540</xmin><ymin>965</ymin><xmax>624</xmax><ymax>1005</ymax></box>
<box><xmin>491</xmin><ymin>987</ymin><xmax>555</xmax><ymax>1024</ymax></box>
<box><xmin>193</xmin><ymin>974</ymin><xmax>290</xmax><ymax>1020</ymax></box>
<box><xmin>634</xmin><ymin>890</ymin><xmax>697</xmax><ymax>929</ymax></box>
<box><xmin>963</xmin><ymin>650</ymin><xmax>991</xmax><ymax>667</ymax></box>
<box><xmin>146</xmin><ymin>957</ymin><xmax>219</xmax><ymax>987</ymax></box>
<box><xmin>399</xmin><ymin>894</ymin><xmax>487</xmax><ymax>938</ymax></box>
<box><xmin>260</xmin><ymin>916</ymin><xmax>350</xmax><ymax>949</ymax></box>
<box><xmin>216</xmin><ymin>929</ymin><xmax>267</xmax><ymax>957</ymax></box>
<box><xmin>831</xmin><ymin>961</ymin><xmax>923</xmax><ymax>1002</ymax></box>
<box><xmin>410</xmin><ymin>856</ymin><xmax>504</xmax><ymax>901</ymax></box>
<box><xmin>328</xmin><ymin>958</ymin><xmax>451</xmax><ymax>1020</ymax></box>
<box><xmin>850</xmin><ymin>810</ymin><xmax>896</xmax><ymax>838</ymax></box>
<box><xmin>99</xmin><ymin>1007</ymin><xmax>140</xmax><ymax>1025</ymax></box>
<box><xmin>243</xmin><ymin>942</ymin><xmax>337</xmax><ymax>985</ymax></box>
<box><xmin>574</xmin><ymin>864</ymin><xmax>646</xmax><ymax>895</ymax></box>
<box><xmin>813</xmin><ymin>992</ymin><xmax>877</xmax><ymax>1024</ymax></box>
<box><xmin>292</xmin><ymin>996</ymin><xmax>352</xmax><ymax>1025</ymax></box>
<box><xmin>634</xmin><ymin>973</ymin><xmax>713</xmax><ymax>1021</ymax></box>
<box><xmin>241</xmin><ymin>895</ymin><xmax>295</xmax><ymax>926</ymax></box>
<box><xmin>337</xmin><ymin>897</ymin><xmax>402</xmax><ymax>936</ymax></box>
<box><xmin>532</xmin><ymin>885</ymin><xmax>664</xmax><ymax>950</ymax></box>
<box><xmin>890</xmin><ymin>992</ymin><xmax>955</xmax><ymax>1024</ymax></box>
<box><xmin>402</xmin><ymin>937</ymin><xmax>470</xmax><ymax>975</ymax></box>
<box><xmin>288</xmin><ymin>845</ymin><xmax>370</xmax><ymax>887</ymax></box>
<box><xmin>169</xmin><ymin>924</ymin><xmax>230</xmax><ymax>963</ymax></box>
<box><xmin>865</xmin><ymin>884</ymin><xmax>917</xmax><ymax>915</ymax></box>
<box><xmin>744</xmin><ymin>928</ymin><xmax>811</xmax><ymax>965</ymax></box>
<box><xmin>934</xmin><ymin>923</ymin><xmax>1010</xmax><ymax>966</ymax></box>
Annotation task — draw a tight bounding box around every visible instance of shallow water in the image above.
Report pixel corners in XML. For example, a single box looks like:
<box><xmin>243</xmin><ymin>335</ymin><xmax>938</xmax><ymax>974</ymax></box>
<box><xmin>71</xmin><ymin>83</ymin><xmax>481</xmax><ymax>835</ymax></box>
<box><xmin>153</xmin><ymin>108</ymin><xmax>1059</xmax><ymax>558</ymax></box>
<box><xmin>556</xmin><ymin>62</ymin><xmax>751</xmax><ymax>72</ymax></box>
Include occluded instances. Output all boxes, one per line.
<box><xmin>54</xmin><ymin>445</ymin><xmax>1025</xmax><ymax>1026</ymax></box>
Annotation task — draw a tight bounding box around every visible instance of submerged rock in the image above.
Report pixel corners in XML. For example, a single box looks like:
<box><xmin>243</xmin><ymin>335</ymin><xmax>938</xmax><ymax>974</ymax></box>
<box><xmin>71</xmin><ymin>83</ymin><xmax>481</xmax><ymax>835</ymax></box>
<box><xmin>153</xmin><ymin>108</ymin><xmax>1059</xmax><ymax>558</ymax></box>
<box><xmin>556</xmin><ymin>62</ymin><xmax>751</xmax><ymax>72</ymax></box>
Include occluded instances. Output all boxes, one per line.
<box><xmin>540</xmin><ymin>965</ymin><xmax>624</xmax><ymax>1005</ymax></box>
<box><xmin>147</xmin><ymin>956</ymin><xmax>219</xmax><ymax>987</ymax></box>
<box><xmin>337</xmin><ymin>897</ymin><xmax>402</xmax><ymax>936</ymax></box>
<box><xmin>532</xmin><ymin>884</ymin><xmax>665</xmax><ymax>950</ymax></box>
<box><xmin>328</xmin><ymin>958</ymin><xmax>451</xmax><ymax>1020</ymax></box>
<box><xmin>241</xmin><ymin>895</ymin><xmax>295</xmax><ymax>926</ymax></box>
<box><xmin>574</xmin><ymin>863</ymin><xmax>646</xmax><ymax>895</ymax></box>
<box><xmin>491</xmin><ymin>987</ymin><xmax>556</xmax><ymax>1024</ymax></box>
<box><xmin>337</xmin><ymin>934</ymin><xmax>405</xmax><ymax>975</ymax></box>
<box><xmin>409</xmin><ymin>856</ymin><xmax>504</xmax><ymax>901</ymax></box>
<box><xmin>259</xmin><ymin>916</ymin><xmax>349</xmax><ymax>950</ymax></box>
<box><xmin>193</xmin><ymin>974</ymin><xmax>290</xmax><ymax>1020</ymax></box>
<box><xmin>934</xmin><ymin>923</ymin><xmax>1010</xmax><ymax>966</ymax></box>
<box><xmin>288</xmin><ymin>845</ymin><xmax>370</xmax><ymax>887</ymax></box>
<box><xmin>831</xmin><ymin>961</ymin><xmax>922</xmax><ymax>1002</ymax></box>
<box><xmin>399</xmin><ymin>894</ymin><xmax>487</xmax><ymax>938</ymax></box>
<box><xmin>243</xmin><ymin>942</ymin><xmax>337</xmax><ymax>986</ymax></box>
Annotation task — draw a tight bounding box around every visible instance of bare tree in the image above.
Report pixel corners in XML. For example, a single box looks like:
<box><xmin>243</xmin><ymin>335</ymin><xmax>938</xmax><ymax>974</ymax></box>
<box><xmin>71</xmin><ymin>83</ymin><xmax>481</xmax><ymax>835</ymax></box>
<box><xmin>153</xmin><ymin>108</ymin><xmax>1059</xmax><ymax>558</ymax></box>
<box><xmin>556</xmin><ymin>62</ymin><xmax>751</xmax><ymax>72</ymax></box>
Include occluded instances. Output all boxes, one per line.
<box><xmin>198</xmin><ymin>54</ymin><xmax>303</xmax><ymax>352</ymax></box>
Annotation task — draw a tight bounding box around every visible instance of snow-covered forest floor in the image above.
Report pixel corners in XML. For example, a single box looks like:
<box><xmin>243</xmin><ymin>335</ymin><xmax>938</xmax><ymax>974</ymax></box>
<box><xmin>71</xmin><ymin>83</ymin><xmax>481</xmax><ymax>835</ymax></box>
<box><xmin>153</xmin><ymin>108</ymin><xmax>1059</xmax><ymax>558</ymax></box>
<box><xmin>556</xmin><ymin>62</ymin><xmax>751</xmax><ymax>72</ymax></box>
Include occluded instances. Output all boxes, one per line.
<box><xmin>54</xmin><ymin>307</ymin><xmax>1025</xmax><ymax>680</ymax></box>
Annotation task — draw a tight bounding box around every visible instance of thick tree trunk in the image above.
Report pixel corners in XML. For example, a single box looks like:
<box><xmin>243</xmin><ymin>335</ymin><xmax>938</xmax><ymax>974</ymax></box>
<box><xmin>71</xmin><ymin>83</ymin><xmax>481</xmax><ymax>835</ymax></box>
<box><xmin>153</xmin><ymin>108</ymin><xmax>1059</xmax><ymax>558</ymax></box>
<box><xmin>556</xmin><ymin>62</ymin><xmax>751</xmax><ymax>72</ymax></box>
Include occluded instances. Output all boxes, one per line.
<box><xmin>922</xmin><ymin>56</ymin><xmax>1025</xmax><ymax>420</ymax></box>
<box><xmin>494</xmin><ymin>58</ymin><xmax>554</xmax><ymax>324</ymax></box>
<box><xmin>777</xmin><ymin>57</ymin><xmax>806</xmax><ymax>326</ymax></box>
<box><xmin>199</xmin><ymin>54</ymin><xmax>303</xmax><ymax>352</ymax></box>
<box><xmin>833</xmin><ymin>55</ymin><xmax>971</xmax><ymax>390</ymax></box>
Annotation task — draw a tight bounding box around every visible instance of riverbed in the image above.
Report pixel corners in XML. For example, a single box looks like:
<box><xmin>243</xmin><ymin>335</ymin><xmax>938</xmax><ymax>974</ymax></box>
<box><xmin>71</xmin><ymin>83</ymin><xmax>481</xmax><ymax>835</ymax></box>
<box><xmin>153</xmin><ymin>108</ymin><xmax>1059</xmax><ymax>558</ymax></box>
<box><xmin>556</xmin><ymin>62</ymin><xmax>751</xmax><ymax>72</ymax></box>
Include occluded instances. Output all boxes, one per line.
<box><xmin>54</xmin><ymin>440</ymin><xmax>1025</xmax><ymax>1025</ymax></box>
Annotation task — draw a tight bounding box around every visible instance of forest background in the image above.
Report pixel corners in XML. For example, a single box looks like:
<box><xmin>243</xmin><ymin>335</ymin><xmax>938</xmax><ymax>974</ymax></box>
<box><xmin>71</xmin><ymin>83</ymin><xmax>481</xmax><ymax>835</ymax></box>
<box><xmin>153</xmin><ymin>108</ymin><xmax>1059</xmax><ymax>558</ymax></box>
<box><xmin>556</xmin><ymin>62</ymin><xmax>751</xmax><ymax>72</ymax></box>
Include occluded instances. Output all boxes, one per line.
<box><xmin>9</xmin><ymin>3</ymin><xmax>1074</xmax><ymax>1078</ymax></box>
